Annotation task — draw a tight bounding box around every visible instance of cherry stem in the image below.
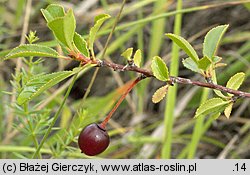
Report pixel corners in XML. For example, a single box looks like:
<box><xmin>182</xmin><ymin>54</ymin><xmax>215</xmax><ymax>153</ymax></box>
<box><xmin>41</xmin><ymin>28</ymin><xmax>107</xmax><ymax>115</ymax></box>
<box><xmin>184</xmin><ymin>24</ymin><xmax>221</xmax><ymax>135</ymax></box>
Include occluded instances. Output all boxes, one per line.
<box><xmin>100</xmin><ymin>76</ymin><xmax>142</xmax><ymax>129</ymax></box>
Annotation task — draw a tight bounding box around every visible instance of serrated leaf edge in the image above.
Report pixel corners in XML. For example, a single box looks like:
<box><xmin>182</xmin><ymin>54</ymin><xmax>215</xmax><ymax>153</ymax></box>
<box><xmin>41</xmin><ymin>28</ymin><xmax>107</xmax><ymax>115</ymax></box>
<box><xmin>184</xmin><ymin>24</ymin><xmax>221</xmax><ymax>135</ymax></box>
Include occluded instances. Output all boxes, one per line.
<box><xmin>203</xmin><ymin>24</ymin><xmax>229</xmax><ymax>58</ymax></box>
<box><xmin>182</xmin><ymin>57</ymin><xmax>201</xmax><ymax>73</ymax></box>
<box><xmin>226</xmin><ymin>72</ymin><xmax>245</xmax><ymax>91</ymax></box>
<box><xmin>5</xmin><ymin>51</ymin><xmax>59</xmax><ymax>60</ymax></box>
<box><xmin>121</xmin><ymin>48</ymin><xmax>133</xmax><ymax>60</ymax></box>
<box><xmin>133</xmin><ymin>49</ymin><xmax>142</xmax><ymax>67</ymax></box>
<box><xmin>152</xmin><ymin>85</ymin><xmax>168</xmax><ymax>103</ymax></box>
<box><xmin>47</xmin><ymin>9</ymin><xmax>76</xmax><ymax>49</ymax></box>
<box><xmin>195</xmin><ymin>98</ymin><xmax>229</xmax><ymax>118</ymax></box>
<box><xmin>89</xmin><ymin>14</ymin><xmax>111</xmax><ymax>56</ymax></box>
<box><xmin>5</xmin><ymin>44</ymin><xmax>59</xmax><ymax>59</ymax></box>
<box><xmin>151</xmin><ymin>56</ymin><xmax>169</xmax><ymax>81</ymax></box>
<box><xmin>166</xmin><ymin>33</ymin><xmax>199</xmax><ymax>63</ymax></box>
<box><xmin>73</xmin><ymin>32</ymin><xmax>89</xmax><ymax>57</ymax></box>
<box><xmin>224</xmin><ymin>102</ymin><xmax>233</xmax><ymax>119</ymax></box>
<box><xmin>28</xmin><ymin>70</ymin><xmax>73</xmax><ymax>82</ymax></box>
<box><xmin>29</xmin><ymin>72</ymin><xmax>73</xmax><ymax>99</ymax></box>
<box><xmin>41</xmin><ymin>4</ymin><xmax>65</xmax><ymax>23</ymax></box>
<box><xmin>17</xmin><ymin>71</ymin><xmax>77</xmax><ymax>105</ymax></box>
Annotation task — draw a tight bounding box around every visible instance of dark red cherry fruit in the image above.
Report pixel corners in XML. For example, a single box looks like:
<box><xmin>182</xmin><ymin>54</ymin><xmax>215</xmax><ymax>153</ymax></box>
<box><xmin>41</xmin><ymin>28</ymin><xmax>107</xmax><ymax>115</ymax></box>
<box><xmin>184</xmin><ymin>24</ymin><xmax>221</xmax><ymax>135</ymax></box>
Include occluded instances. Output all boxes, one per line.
<box><xmin>78</xmin><ymin>123</ymin><xmax>110</xmax><ymax>156</ymax></box>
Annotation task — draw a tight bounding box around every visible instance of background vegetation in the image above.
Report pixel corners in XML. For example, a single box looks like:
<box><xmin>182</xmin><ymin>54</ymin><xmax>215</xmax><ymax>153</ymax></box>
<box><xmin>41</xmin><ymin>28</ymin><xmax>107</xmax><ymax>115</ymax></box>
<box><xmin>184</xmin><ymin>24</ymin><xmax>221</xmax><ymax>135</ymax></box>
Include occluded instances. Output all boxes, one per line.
<box><xmin>0</xmin><ymin>0</ymin><xmax>250</xmax><ymax>158</ymax></box>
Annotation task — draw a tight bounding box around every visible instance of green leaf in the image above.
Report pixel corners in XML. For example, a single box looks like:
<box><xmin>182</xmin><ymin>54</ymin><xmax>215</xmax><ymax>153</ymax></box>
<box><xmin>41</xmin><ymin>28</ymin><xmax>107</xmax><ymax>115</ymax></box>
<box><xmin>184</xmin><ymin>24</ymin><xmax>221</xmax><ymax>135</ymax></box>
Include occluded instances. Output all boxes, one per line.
<box><xmin>226</xmin><ymin>72</ymin><xmax>245</xmax><ymax>96</ymax></box>
<box><xmin>212</xmin><ymin>56</ymin><xmax>222</xmax><ymax>63</ymax></box>
<box><xmin>215</xmin><ymin>63</ymin><xmax>227</xmax><ymax>68</ymax></box>
<box><xmin>213</xmin><ymin>90</ymin><xmax>227</xmax><ymax>99</ymax></box>
<box><xmin>166</xmin><ymin>33</ymin><xmax>199</xmax><ymax>63</ymax></box>
<box><xmin>198</xmin><ymin>56</ymin><xmax>212</xmax><ymax>71</ymax></box>
<box><xmin>211</xmin><ymin>70</ymin><xmax>227</xmax><ymax>99</ymax></box>
<box><xmin>17</xmin><ymin>67</ymin><xmax>81</xmax><ymax>105</ymax></box>
<box><xmin>133</xmin><ymin>49</ymin><xmax>142</xmax><ymax>67</ymax></box>
<box><xmin>89</xmin><ymin>14</ymin><xmax>110</xmax><ymax>56</ymax></box>
<box><xmin>41</xmin><ymin>4</ymin><xmax>65</xmax><ymax>23</ymax></box>
<box><xmin>212</xmin><ymin>112</ymin><xmax>221</xmax><ymax>120</ymax></box>
<box><xmin>121</xmin><ymin>48</ymin><xmax>133</xmax><ymax>60</ymax></box>
<box><xmin>182</xmin><ymin>57</ymin><xmax>200</xmax><ymax>73</ymax></box>
<box><xmin>203</xmin><ymin>25</ymin><xmax>229</xmax><ymax>59</ymax></box>
<box><xmin>4</xmin><ymin>44</ymin><xmax>60</xmax><ymax>60</ymax></box>
<box><xmin>152</xmin><ymin>85</ymin><xmax>168</xmax><ymax>103</ymax></box>
<box><xmin>151</xmin><ymin>56</ymin><xmax>169</xmax><ymax>81</ymax></box>
<box><xmin>48</xmin><ymin>9</ymin><xmax>76</xmax><ymax>49</ymax></box>
<box><xmin>195</xmin><ymin>98</ymin><xmax>230</xmax><ymax>118</ymax></box>
<box><xmin>73</xmin><ymin>32</ymin><xmax>89</xmax><ymax>57</ymax></box>
<box><xmin>224</xmin><ymin>102</ymin><xmax>233</xmax><ymax>119</ymax></box>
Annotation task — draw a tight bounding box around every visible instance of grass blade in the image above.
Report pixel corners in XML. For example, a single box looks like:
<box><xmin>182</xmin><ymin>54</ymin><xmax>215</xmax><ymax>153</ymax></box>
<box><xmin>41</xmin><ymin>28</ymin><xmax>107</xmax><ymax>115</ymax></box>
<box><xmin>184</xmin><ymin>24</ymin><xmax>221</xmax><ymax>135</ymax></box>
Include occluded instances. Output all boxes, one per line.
<box><xmin>161</xmin><ymin>0</ymin><xmax>182</xmax><ymax>158</ymax></box>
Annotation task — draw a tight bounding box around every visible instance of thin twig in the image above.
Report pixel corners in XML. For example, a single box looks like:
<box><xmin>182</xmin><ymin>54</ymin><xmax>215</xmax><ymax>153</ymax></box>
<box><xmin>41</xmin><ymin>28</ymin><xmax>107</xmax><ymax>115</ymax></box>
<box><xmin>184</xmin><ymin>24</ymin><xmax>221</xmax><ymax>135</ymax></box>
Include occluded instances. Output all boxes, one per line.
<box><xmin>102</xmin><ymin>60</ymin><xmax>250</xmax><ymax>98</ymax></box>
<box><xmin>74</xmin><ymin>55</ymin><xmax>250</xmax><ymax>98</ymax></box>
<box><xmin>172</xmin><ymin>76</ymin><xmax>250</xmax><ymax>98</ymax></box>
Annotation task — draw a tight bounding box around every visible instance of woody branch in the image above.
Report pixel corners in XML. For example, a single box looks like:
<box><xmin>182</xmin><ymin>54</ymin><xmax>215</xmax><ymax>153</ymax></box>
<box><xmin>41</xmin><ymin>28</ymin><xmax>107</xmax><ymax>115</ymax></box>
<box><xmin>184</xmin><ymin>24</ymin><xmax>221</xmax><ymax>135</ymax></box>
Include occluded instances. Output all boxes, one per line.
<box><xmin>71</xmin><ymin>53</ymin><xmax>250</xmax><ymax>99</ymax></box>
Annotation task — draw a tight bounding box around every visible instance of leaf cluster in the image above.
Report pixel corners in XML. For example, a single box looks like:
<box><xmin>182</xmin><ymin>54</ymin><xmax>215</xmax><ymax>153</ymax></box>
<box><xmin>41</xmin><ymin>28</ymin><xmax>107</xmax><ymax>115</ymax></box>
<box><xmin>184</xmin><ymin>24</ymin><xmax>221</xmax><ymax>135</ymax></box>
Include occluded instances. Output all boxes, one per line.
<box><xmin>149</xmin><ymin>25</ymin><xmax>246</xmax><ymax>119</ymax></box>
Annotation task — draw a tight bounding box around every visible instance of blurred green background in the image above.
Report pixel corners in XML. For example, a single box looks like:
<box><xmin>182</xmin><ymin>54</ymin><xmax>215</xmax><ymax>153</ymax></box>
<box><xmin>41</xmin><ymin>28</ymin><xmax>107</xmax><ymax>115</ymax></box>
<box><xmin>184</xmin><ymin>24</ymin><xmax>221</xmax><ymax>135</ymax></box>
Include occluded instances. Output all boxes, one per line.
<box><xmin>0</xmin><ymin>0</ymin><xmax>250</xmax><ymax>158</ymax></box>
